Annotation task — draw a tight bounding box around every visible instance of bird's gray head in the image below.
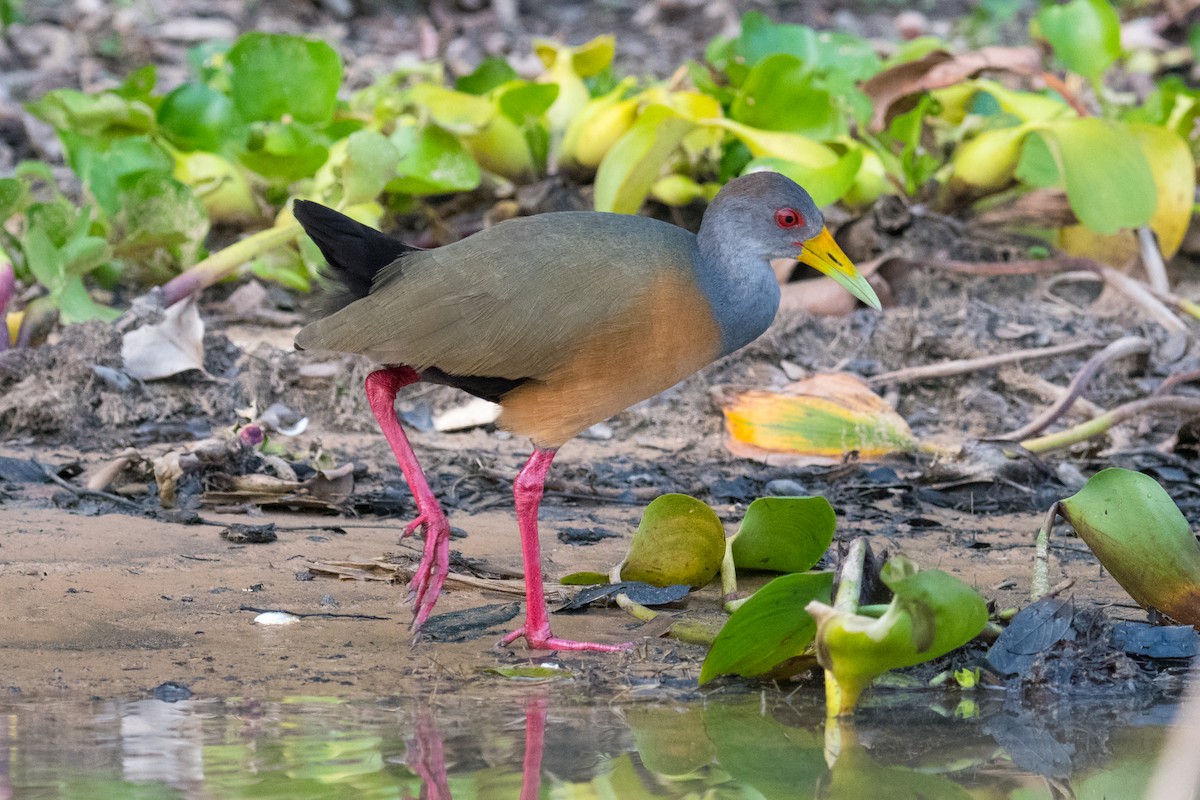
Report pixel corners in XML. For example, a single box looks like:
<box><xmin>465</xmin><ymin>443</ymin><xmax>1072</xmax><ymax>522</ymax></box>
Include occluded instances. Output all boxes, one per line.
<box><xmin>698</xmin><ymin>171</ymin><xmax>825</xmax><ymax>259</ymax></box>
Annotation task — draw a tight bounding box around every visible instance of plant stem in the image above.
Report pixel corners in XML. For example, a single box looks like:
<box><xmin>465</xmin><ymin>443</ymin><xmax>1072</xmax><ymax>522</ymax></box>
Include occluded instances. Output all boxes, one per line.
<box><xmin>607</xmin><ymin>563</ymin><xmax>658</xmax><ymax>623</ymax></box>
<box><xmin>721</xmin><ymin>535</ymin><xmax>739</xmax><ymax>612</ymax></box>
<box><xmin>834</xmin><ymin>537</ymin><xmax>868</xmax><ymax>614</ymax></box>
<box><xmin>1020</xmin><ymin>397</ymin><xmax>1200</xmax><ymax>454</ymax></box>
<box><xmin>1031</xmin><ymin>502</ymin><xmax>1059</xmax><ymax>602</ymax></box>
<box><xmin>158</xmin><ymin>222</ymin><xmax>303</xmax><ymax>308</ymax></box>
<box><xmin>0</xmin><ymin>260</ymin><xmax>12</xmax><ymax>351</ymax></box>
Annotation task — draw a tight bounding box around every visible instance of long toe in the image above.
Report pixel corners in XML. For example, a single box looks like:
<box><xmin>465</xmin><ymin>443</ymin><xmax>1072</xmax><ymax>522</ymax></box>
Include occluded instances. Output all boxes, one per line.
<box><xmin>498</xmin><ymin>626</ymin><xmax>634</xmax><ymax>653</ymax></box>
<box><xmin>409</xmin><ymin>516</ymin><xmax>451</xmax><ymax>632</ymax></box>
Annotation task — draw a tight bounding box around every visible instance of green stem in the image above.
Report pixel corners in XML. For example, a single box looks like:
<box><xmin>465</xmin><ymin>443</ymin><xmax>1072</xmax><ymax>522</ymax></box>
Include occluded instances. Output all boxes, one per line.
<box><xmin>159</xmin><ymin>222</ymin><xmax>303</xmax><ymax>308</ymax></box>
<box><xmin>834</xmin><ymin>537</ymin><xmax>868</xmax><ymax>614</ymax></box>
<box><xmin>1021</xmin><ymin>397</ymin><xmax>1200</xmax><ymax>454</ymax></box>
<box><xmin>720</xmin><ymin>534</ymin><xmax>739</xmax><ymax>613</ymax></box>
<box><xmin>608</xmin><ymin>563</ymin><xmax>657</xmax><ymax>623</ymax></box>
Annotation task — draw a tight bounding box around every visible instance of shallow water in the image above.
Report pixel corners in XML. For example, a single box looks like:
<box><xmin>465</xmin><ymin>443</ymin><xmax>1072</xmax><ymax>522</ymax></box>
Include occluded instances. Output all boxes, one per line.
<box><xmin>0</xmin><ymin>685</ymin><xmax>1180</xmax><ymax>799</ymax></box>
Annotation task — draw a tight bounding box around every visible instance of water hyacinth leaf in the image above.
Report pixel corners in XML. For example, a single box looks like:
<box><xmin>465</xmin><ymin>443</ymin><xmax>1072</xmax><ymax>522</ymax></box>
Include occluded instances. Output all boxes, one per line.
<box><xmin>463</xmin><ymin>115</ymin><xmax>536</xmax><ymax>181</ymax></box>
<box><xmin>0</xmin><ymin>177</ymin><xmax>23</xmax><ymax>221</ymax></box>
<box><xmin>826</xmin><ymin>738</ymin><xmax>974</xmax><ymax>800</ymax></box>
<box><xmin>27</xmin><ymin>89</ymin><xmax>154</xmax><ymax>139</ymax></box>
<box><xmin>62</xmin><ymin>133</ymin><xmax>174</xmax><ymax>217</ymax></box>
<box><xmin>342</xmin><ymin>130</ymin><xmax>400</xmax><ymax>206</ymax></box>
<box><xmin>1059</xmin><ymin>468</ymin><xmax>1200</xmax><ymax>625</ymax></box>
<box><xmin>1016</xmin><ymin>119</ymin><xmax>1156</xmax><ymax>235</ymax></box>
<box><xmin>173</xmin><ymin>151</ymin><xmax>259</xmax><ymax>224</ymax></box>
<box><xmin>593</xmin><ymin>105</ymin><xmax>695</xmax><ymax>213</ymax></box>
<box><xmin>732</xmin><ymin>496</ymin><xmax>835</xmax><ymax>574</ymax></box>
<box><xmin>649</xmin><ymin>174</ymin><xmax>718</xmax><ymax>207</ymax></box>
<box><xmin>484</xmin><ymin>666</ymin><xmax>571</xmax><ymax>680</ymax></box>
<box><xmin>620</xmin><ymin>493</ymin><xmax>725</xmax><ymax>588</ymax></box>
<box><xmin>808</xmin><ymin>557</ymin><xmax>988</xmax><ymax>714</ymax></box>
<box><xmin>700</xmin><ymin>570</ymin><xmax>834</xmax><ymax>684</ymax></box>
<box><xmin>388</xmin><ymin>123</ymin><xmax>481</xmax><ymax>196</ymax></box>
<box><xmin>113</xmin><ymin>171</ymin><xmax>209</xmax><ymax>266</ymax></box>
<box><xmin>744</xmin><ymin>149</ymin><xmax>861</xmax><ymax>207</ymax></box>
<box><xmin>497</xmin><ymin>82</ymin><xmax>559</xmax><ymax>125</ymax></box>
<box><xmin>238</xmin><ymin>121</ymin><xmax>330</xmax><ymax>183</ymax></box>
<box><xmin>950</xmin><ymin>124</ymin><xmax>1031</xmax><ymax>192</ymax></box>
<box><xmin>1129</xmin><ymin>123</ymin><xmax>1195</xmax><ymax>258</ymax></box>
<box><xmin>157</xmin><ymin>82</ymin><xmax>243</xmax><ymax>153</ymax></box>
<box><xmin>1034</xmin><ymin>0</ymin><xmax>1120</xmax><ymax>80</ymax></box>
<box><xmin>705</xmin><ymin>118</ymin><xmax>838</xmax><ymax>168</ymax></box>
<box><xmin>408</xmin><ymin>84</ymin><xmax>495</xmax><ymax>134</ymax></box>
<box><xmin>569</xmin><ymin>35</ymin><xmax>616</xmax><ymax>77</ymax></box>
<box><xmin>717</xmin><ymin>373</ymin><xmax>916</xmax><ymax>465</ymax></box>
<box><xmin>729</xmin><ymin>11</ymin><xmax>819</xmax><ymax>71</ymax></box>
<box><xmin>560</xmin><ymin>79</ymin><xmax>638</xmax><ymax>169</ymax></box>
<box><xmin>456</xmin><ymin>57</ymin><xmax>517</xmax><ymax>95</ymax></box>
<box><xmin>228</xmin><ymin>33</ymin><xmax>342</xmax><ymax>123</ymax></box>
<box><xmin>731</xmin><ymin>54</ymin><xmax>841</xmax><ymax>138</ymax></box>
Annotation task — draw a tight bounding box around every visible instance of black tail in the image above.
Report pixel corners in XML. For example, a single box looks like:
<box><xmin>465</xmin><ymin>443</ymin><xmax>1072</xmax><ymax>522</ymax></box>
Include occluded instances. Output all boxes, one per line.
<box><xmin>293</xmin><ymin>200</ymin><xmax>417</xmax><ymax>316</ymax></box>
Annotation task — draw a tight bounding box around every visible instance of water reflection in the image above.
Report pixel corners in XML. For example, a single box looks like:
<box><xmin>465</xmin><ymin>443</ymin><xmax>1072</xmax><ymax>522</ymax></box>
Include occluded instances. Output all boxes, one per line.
<box><xmin>0</xmin><ymin>686</ymin><xmax>1179</xmax><ymax>799</ymax></box>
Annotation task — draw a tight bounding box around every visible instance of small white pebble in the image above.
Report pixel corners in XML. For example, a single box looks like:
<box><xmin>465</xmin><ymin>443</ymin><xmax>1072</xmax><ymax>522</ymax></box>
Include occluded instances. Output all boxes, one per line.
<box><xmin>254</xmin><ymin>612</ymin><xmax>301</xmax><ymax>626</ymax></box>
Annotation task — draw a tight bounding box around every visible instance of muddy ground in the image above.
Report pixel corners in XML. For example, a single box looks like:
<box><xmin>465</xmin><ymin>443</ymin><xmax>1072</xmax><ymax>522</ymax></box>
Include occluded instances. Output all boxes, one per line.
<box><xmin>1</xmin><ymin>0</ymin><xmax>1200</xmax><ymax>702</ymax></box>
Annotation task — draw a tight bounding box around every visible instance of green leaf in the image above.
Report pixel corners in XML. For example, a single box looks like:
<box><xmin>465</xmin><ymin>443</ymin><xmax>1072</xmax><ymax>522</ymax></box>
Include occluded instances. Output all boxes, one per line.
<box><xmin>157</xmin><ymin>82</ymin><xmax>244</xmax><ymax>153</ymax></box>
<box><xmin>238</xmin><ymin>121</ymin><xmax>330</xmax><ymax>183</ymax></box>
<box><xmin>483</xmin><ymin>665</ymin><xmax>571</xmax><ymax>680</ymax></box>
<box><xmin>456</xmin><ymin>57</ymin><xmax>517</xmax><ymax>95</ymax></box>
<box><xmin>61</xmin><ymin>133</ymin><xmax>174</xmax><ymax>217</ymax></box>
<box><xmin>408</xmin><ymin>84</ymin><xmax>495</xmax><ymax>134</ymax></box>
<box><xmin>342</xmin><ymin>129</ymin><xmax>400</xmax><ymax>206</ymax></box>
<box><xmin>228</xmin><ymin>33</ymin><xmax>342</xmax><ymax>123</ymax></box>
<box><xmin>732</xmin><ymin>496</ymin><xmax>836</xmax><ymax>574</ymax></box>
<box><xmin>1034</xmin><ymin>0</ymin><xmax>1121</xmax><ymax>79</ymax></box>
<box><xmin>388</xmin><ymin>123</ymin><xmax>481</xmax><ymax>195</ymax></box>
<box><xmin>570</xmin><ymin>35</ymin><xmax>616</xmax><ymax>77</ymax></box>
<box><xmin>810</xmin><ymin>557</ymin><xmax>988</xmax><ymax>713</ymax></box>
<box><xmin>744</xmin><ymin>149</ymin><xmax>862</xmax><ymax>207</ymax></box>
<box><xmin>1059</xmin><ymin>468</ymin><xmax>1200</xmax><ymax>625</ymax></box>
<box><xmin>559</xmin><ymin>571</ymin><xmax>610</xmax><ymax>586</ymax></box>
<box><xmin>497</xmin><ymin>82</ymin><xmax>559</xmax><ymax>125</ymax></box>
<box><xmin>114</xmin><ymin>172</ymin><xmax>209</xmax><ymax>267</ymax></box>
<box><xmin>462</xmin><ymin>115</ymin><xmax>536</xmax><ymax>181</ymax></box>
<box><xmin>593</xmin><ymin>105</ymin><xmax>695</xmax><ymax>213</ymax></box>
<box><xmin>734</xmin><ymin>11</ymin><xmax>819</xmax><ymax>70</ymax></box>
<box><xmin>620</xmin><ymin>494</ymin><xmax>725</xmax><ymax>588</ymax></box>
<box><xmin>115</xmin><ymin>65</ymin><xmax>157</xmax><ymax>101</ymax></box>
<box><xmin>27</xmin><ymin>88</ymin><xmax>155</xmax><ymax>138</ymax></box>
<box><xmin>700</xmin><ymin>571</ymin><xmax>834</xmax><ymax>684</ymax></box>
<box><xmin>57</xmin><ymin>275</ymin><xmax>118</xmax><ymax>323</ymax></box>
<box><xmin>0</xmin><ymin>177</ymin><xmax>24</xmax><ymax>222</ymax></box>
<box><xmin>1016</xmin><ymin>119</ymin><xmax>1157</xmax><ymax>235</ymax></box>
<box><xmin>732</xmin><ymin>54</ymin><xmax>840</xmax><ymax>138</ymax></box>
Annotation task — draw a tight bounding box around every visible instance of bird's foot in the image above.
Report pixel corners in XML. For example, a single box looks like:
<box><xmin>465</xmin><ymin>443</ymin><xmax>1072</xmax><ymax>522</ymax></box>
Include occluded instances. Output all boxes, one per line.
<box><xmin>406</xmin><ymin>510</ymin><xmax>451</xmax><ymax>633</ymax></box>
<box><xmin>497</xmin><ymin>624</ymin><xmax>634</xmax><ymax>653</ymax></box>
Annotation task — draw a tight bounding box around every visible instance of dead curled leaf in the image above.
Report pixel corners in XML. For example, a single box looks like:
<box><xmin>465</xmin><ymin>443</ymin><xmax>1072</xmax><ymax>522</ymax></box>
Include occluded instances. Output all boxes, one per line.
<box><xmin>861</xmin><ymin>46</ymin><xmax>1042</xmax><ymax>132</ymax></box>
<box><xmin>201</xmin><ymin>462</ymin><xmax>355</xmax><ymax>511</ymax></box>
<box><xmin>713</xmin><ymin>372</ymin><xmax>916</xmax><ymax>466</ymax></box>
<box><xmin>120</xmin><ymin>296</ymin><xmax>208</xmax><ymax>381</ymax></box>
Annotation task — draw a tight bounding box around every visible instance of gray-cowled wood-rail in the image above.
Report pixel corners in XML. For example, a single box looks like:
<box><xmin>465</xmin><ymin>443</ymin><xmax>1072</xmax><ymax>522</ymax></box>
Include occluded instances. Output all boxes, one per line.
<box><xmin>294</xmin><ymin>171</ymin><xmax>881</xmax><ymax>652</ymax></box>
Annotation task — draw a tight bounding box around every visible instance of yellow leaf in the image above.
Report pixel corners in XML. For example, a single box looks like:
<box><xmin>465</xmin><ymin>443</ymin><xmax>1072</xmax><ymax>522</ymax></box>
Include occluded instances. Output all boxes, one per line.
<box><xmin>715</xmin><ymin>373</ymin><xmax>916</xmax><ymax>465</ymax></box>
<box><xmin>6</xmin><ymin>311</ymin><xmax>21</xmax><ymax>345</ymax></box>
<box><xmin>703</xmin><ymin>118</ymin><xmax>838</xmax><ymax>168</ymax></box>
<box><xmin>1130</xmin><ymin>123</ymin><xmax>1195</xmax><ymax>258</ymax></box>
<box><xmin>1056</xmin><ymin>225</ymin><xmax>1137</xmax><ymax>266</ymax></box>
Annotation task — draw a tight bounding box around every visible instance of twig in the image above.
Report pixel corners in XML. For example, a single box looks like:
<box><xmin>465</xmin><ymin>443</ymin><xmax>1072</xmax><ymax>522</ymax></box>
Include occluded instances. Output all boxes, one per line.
<box><xmin>1152</xmin><ymin>367</ymin><xmax>1200</xmax><ymax>398</ymax></box>
<box><xmin>1002</xmin><ymin>336</ymin><xmax>1151</xmax><ymax>441</ymax></box>
<box><xmin>1092</xmin><ymin>262</ymin><xmax>1189</xmax><ymax>333</ymax></box>
<box><xmin>239</xmin><ymin>604</ymin><xmax>391</xmax><ymax>621</ymax></box>
<box><xmin>1138</xmin><ymin>226</ymin><xmax>1170</xmax><ymax>294</ymax></box>
<box><xmin>868</xmin><ymin>340</ymin><xmax>1096</xmax><ymax>385</ymax></box>
<box><xmin>1020</xmin><ymin>396</ymin><xmax>1200</xmax><ymax>454</ymax></box>
<box><xmin>40</xmin><ymin>462</ymin><xmax>146</xmax><ymax>512</ymax></box>
<box><xmin>1040</xmin><ymin>71</ymin><xmax>1091</xmax><ymax>116</ymax></box>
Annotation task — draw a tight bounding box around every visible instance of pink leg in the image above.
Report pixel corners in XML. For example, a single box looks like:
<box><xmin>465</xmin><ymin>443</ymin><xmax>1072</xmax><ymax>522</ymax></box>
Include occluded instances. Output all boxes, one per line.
<box><xmin>365</xmin><ymin>367</ymin><xmax>450</xmax><ymax>632</ymax></box>
<box><xmin>498</xmin><ymin>448</ymin><xmax>633</xmax><ymax>652</ymax></box>
<box><xmin>407</xmin><ymin>711</ymin><xmax>451</xmax><ymax>800</ymax></box>
<box><xmin>519</xmin><ymin>694</ymin><xmax>548</xmax><ymax>800</ymax></box>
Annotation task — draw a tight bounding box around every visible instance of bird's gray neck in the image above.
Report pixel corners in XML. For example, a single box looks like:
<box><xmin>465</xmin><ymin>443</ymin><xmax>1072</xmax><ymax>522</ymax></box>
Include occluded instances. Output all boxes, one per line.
<box><xmin>695</xmin><ymin>220</ymin><xmax>781</xmax><ymax>357</ymax></box>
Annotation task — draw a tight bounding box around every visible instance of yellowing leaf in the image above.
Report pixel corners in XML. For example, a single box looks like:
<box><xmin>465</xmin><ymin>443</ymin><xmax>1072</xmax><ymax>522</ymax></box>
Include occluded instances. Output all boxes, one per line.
<box><xmin>1130</xmin><ymin>123</ymin><xmax>1196</xmax><ymax>258</ymax></box>
<box><xmin>1056</xmin><ymin>225</ymin><xmax>1137</xmax><ymax>265</ymax></box>
<box><xmin>716</xmin><ymin>373</ymin><xmax>916</xmax><ymax>465</ymax></box>
<box><xmin>703</xmin><ymin>118</ymin><xmax>838</xmax><ymax>168</ymax></box>
<box><xmin>594</xmin><ymin>105</ymin><xmax>695</xmax><ymax>213</ymax></box>
<box><xmin>620</xmin><ymin>494</ymin><xmax>725</xmax><ymax>588</ymax></box>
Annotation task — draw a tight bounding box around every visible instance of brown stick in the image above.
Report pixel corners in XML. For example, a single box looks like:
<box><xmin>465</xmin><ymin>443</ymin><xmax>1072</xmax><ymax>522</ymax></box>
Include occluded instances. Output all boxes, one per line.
<box><xmin>868</xmin><ymin>340</ymin><xmax>1097</xmax><ymax>386</ymax></box>
<box><xmin>1020</xmin><ymin>396</ymin><xmax>1200</xmax><ymax>454</ymax></box>
<box><xmin>1001</xmin><ymin>336</ymin><xmax>1151</xmax><ymax>441</ymax></box>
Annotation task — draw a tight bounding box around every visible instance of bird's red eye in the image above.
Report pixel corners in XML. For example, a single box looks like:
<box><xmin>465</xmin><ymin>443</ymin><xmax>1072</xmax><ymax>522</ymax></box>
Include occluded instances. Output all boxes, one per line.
<box><xmin>775</xmin><ymin>208</ymin><xmax>803</xmax><ymax>228</ymax></box>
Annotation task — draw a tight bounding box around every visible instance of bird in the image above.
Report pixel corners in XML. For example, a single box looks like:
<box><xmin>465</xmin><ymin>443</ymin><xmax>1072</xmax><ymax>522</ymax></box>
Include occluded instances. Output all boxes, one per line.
<box><xmin>293</xmin><ymin>171</ymin><xmax>881</xmax><ymax>652</ymax></box>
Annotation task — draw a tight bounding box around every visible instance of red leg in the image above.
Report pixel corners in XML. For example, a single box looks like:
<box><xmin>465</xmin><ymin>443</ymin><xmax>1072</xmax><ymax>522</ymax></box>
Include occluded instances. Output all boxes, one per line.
<box><xmin>498</xmin><ymin>448</ymin><xmax>633</xmax><ymax>652</ymax></box>
<box><xmin>365</xmin><ymin>367</ymin><xmax>450</xmax><ymax>632</ymax></box>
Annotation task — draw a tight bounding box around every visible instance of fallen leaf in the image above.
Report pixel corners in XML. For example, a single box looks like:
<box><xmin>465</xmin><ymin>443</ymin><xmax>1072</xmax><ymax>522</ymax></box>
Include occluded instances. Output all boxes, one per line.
<box><xmin>715</xmin><ymin>372</ymin><xmax>916</xmax><ymax>465</ymax></box>
<box><xmin>862</xmin><ymin>47</ymin><xmax>1042</xmax><ymax>132</ymax></box>
<box><xmin>121</xmin><ymin>296</ymin><xmax>207</xmax><ymax>380</ymax></box>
